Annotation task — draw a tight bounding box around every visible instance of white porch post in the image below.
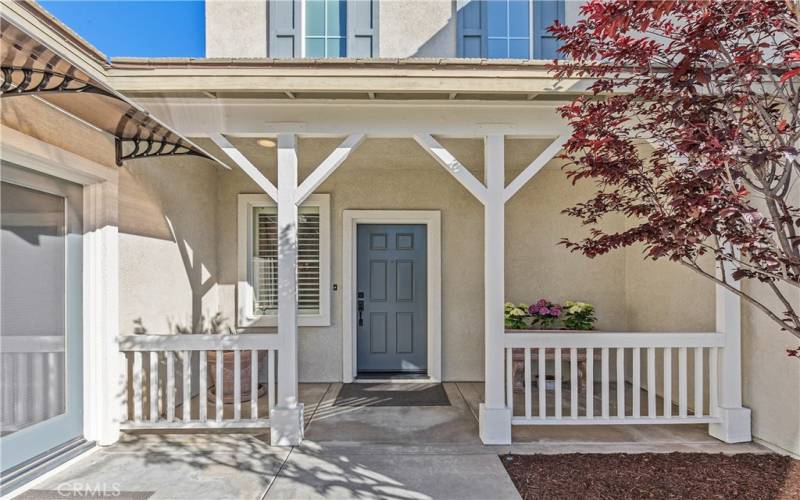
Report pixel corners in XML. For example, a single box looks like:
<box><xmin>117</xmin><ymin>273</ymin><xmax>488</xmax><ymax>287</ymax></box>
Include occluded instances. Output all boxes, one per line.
<box><xmin>709</xmin><ymin>260</ymin><xmax>751</xmax><ymax>443</ymax></box>
<box><xmin>270</xmin><ymin>133</ymin><xmax>304</xmax><ymax>446</ymax></box>
<box><xmin>479</xmin><ymin>134</ymin><xmax>512</xmax><ymax>445</ymax></box>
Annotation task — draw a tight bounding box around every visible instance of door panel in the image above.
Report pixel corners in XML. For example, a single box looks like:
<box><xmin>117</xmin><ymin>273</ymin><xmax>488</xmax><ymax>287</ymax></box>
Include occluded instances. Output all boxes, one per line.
<box><xmin>357</xmin><ymin>224</ymin><xmax>427</xmax><ymax>373</ymax></box>
<box><xmin>0</xmin><ymin>164</ymin><xmax>84</xmax><ymax>473</ymax></box>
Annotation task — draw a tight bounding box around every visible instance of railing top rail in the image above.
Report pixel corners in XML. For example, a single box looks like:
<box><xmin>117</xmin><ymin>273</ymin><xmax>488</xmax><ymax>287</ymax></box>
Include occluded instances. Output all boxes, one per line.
<box><xmin>118</xmin><ymin>333</ymin><xmax>281</xmax><ymax>352</ymax></box>
<box><xmin>503</xmin><ymin>331</ymin><xmax>723</xmax><ymax>349</ymax></box>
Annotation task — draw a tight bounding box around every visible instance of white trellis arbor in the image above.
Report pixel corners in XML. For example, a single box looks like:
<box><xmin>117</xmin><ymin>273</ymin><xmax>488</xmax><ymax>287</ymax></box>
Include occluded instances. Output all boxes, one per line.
<box><xmin>144</xmin><ymin>100</ymin><xmax>749</xmax><ymax>445</ymax></box>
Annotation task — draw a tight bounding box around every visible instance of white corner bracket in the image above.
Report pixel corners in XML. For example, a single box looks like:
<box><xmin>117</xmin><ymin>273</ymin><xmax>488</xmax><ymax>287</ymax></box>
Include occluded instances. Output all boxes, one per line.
<box><xmin>210</xmin><ymin>134</ymin><xmax>278</xmax><ymax>202</ymax></box>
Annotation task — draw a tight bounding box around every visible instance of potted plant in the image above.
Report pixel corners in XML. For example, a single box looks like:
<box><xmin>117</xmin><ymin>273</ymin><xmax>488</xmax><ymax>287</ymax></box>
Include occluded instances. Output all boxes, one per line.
<box><xmin>504</xmin><ymin>302</ymin><xmax>530</xmax><ymax>329</ymax></box>
<box><xmin>562</xmin><ymin>301</ymin><xmax>597</xmax><ymax>331</ymax></box>
<box><xmin>137</xmin><ymin>314</ymin><xmax>266</xmax><ymax>404</ymax></box>
<box><xmin>198</xmin><ymin>313</ymin><xmax>266</xmax><ymax>404</ymax></box>
<box><xmin>528</xmin><ymin>299</ymin><xmax>563</xmax><ymax>329</ymax></box>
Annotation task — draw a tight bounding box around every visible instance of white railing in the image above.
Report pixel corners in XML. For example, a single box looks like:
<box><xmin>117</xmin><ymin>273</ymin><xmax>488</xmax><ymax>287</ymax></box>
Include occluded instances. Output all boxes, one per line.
<box><xmin>505</xmin><ymin>332</ymin><xmax>724</xmax><ymax>425</ymax></box>
<box><xmin>118</xmin><ymin>334</ymin><xmax>280</xmax><ymax>430</ymax></box>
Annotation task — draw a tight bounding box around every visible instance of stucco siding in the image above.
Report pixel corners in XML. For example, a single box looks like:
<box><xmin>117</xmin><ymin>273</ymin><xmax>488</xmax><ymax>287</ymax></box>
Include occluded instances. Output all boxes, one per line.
<box><xmin>378</xmin><ymin>1</ymin><xmax>457</xmax><ymax>58</ymax></box>
<box><xmin>205</xmin><ymin>0</ymin><xmax>267</xmax><ymax>58</ymax></box>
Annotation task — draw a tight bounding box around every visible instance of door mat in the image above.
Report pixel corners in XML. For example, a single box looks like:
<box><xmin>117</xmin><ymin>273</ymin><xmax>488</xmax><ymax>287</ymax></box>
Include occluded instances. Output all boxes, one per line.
<box><xmin>333</xmin><ymin>383</ymin><xmax>450</xmax><ymax>407</ymax></box>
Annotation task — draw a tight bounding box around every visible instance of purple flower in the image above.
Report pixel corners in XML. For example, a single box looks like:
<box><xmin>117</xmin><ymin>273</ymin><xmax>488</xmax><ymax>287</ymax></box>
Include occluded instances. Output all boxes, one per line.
<box><xmin>550</xmin><ymin>307</ymin><xmax>562</xmax><ymax>317</ymax></box>
<box><xmin>536</xmin><ymin>299</ymin><xmax>547</xmax><ymax>307</ymax></box>
<box><xmin>528</xmin><ymin>305</ymin><xmax>539</xmax><ymax>315</ymax></box>
<box><xmin>540</xmin><ymin>307</ymin><xmax>550</xmax><ymax>315</ymax></box>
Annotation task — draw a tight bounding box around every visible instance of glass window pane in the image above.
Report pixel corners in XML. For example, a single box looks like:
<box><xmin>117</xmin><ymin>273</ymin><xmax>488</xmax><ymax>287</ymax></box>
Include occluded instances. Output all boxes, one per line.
<box><xmin>306</xmin><ymin>38</ymin><xmax>326</xmax><ymax>57</ymax></box>
<box><xmin>1</xmin><ymin>182</ymin><xmax>66</xmax><ymax>434</ymax></box>
<box><xmin>251</xmin><ymin>206</ymin><xmax>321</xmax><ymax>316</ymax></box>
<box><xmin>327</xmin><ymin>37</ymin><xmax>346</xmax><ymax>57</ymax></box>
<box><xmin>326</xmin><ymin>0</ymin><xmax>346</xmax><ymax>37</ymax></box>
<box><xmin>252</xmin><ymin>207</ymin><xmax>278</xmax><ymax>316</ymax></box>
<box><xmin>509</xmin><ymin>38</ymin><xmax>530</xmax><ymax>59</ymax></box>
<box><xmin>488</xmin><ymin>38</ymin><xmax>508</xmax><ymax>58</ymax></box>
<box><xmin>487</xmin><ymin>0</ymin><xmax>508</xmax><ymax>37</ymax></box>
<box><xmin>306</xmin><ymin>0</ymin><xmax>325</xmax><ymax>36</ymax></box>
<box><xmin>508</xmin><ymin>0</ymin><xmax>530</xmax><ymax>37</ymax></box>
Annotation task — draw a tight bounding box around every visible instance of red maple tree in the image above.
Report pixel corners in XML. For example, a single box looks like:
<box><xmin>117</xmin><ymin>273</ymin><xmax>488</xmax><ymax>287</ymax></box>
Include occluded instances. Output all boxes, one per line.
<box><xmin>549</xmin><ymin>0</ymin><xmax>800</xmax><ymax>351</ymax></box>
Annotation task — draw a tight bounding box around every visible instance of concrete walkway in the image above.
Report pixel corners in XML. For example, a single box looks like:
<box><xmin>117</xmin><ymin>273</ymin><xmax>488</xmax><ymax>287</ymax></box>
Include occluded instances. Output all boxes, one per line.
<box><xmin>15</xmin><ymin>383</ymin><xmax>767</xmax><ymax>500</ymax></box>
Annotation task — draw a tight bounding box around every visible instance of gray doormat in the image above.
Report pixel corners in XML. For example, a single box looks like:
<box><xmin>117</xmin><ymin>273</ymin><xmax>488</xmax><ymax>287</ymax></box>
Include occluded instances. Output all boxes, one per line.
<box><xmin>333</xmin><ymin>383</ymin><xmax>450</xmax><ymax>407</ymax></box>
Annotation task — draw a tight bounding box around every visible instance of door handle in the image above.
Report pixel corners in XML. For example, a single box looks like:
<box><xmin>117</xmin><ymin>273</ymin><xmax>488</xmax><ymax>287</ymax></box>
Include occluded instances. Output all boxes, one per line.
<box><xmin>357</xmin><ymin>296</ymin><xmax>365</xmax><ymax>326</ymax></box>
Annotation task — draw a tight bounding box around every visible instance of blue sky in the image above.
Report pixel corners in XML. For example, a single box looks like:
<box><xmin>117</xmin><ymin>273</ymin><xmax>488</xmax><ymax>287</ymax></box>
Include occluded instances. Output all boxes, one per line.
<box><xmin>40</xmin><ymin>1</ymin><xmax>205</xmax><ymax>58</ymax></box>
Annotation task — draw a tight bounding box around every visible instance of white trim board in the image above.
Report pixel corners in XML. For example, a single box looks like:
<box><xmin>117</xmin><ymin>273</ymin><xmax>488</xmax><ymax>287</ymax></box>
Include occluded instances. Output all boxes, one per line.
<box><xmin>342</xmin><ymin>210</ymin><xmax>442</xmax><ymax>383</ymax></box>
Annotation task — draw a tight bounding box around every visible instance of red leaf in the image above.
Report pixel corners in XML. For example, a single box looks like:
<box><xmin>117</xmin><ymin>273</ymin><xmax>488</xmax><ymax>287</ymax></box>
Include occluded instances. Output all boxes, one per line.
<box><xmin>780</xmin><ymin>67</ymin><xmax>800</xmax><ymax>84</ymax></box>
<box><xmin>777</xmin><ymin>119</ymin><xmax>788</xmax><ymax>132</ymax></box>
<box><xmin>698</xmin><ymin>38</ymin><xmax>719</xmax><ymax>50</ymax></box>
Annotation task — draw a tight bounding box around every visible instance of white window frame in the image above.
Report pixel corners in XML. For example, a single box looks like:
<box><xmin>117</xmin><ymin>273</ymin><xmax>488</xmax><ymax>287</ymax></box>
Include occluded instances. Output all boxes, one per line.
<box><xmin>302</xmin><ymin>0</ymin><xmax>348</xmax><ymax>58</ymax></box>
<box><xmin>237</xmin><ymin>193</ymin><xmax>331</xmax><ymax>328</ymax></box>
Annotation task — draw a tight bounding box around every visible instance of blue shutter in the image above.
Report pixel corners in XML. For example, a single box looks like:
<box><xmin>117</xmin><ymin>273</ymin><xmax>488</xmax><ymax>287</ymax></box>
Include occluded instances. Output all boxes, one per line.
<box><xmin>270</xmin><ymin>0</ymin><xmax>301</xmax><ymax>58</ymax></box>
<box><xmin>533</xmin><ymin>0</ymin><xmax>565</xmax><ymax>60</ymax></box>
<box><xmin>348</xmin><ymin>0</ymin><xmax>378</xmax><ymax>58</ymax></box>
<box><xmin>457</xmin><ymin>0</ymin><xmax>486</xmax><ymax>58</ymax></box>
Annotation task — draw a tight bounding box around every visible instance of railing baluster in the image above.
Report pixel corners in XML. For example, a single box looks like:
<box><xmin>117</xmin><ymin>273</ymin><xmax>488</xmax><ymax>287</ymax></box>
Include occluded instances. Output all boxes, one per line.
<box><xmin>585</xmin><ymin>347</ymin><xmax>594</xmax><ymax>418</ymax></box>
<box><xmin>554</xmin><ymin>348</ymin><xmax>562</xmax><ymax>419</ymax></box>
<box><xmin>663</xmin><ymin>348</ymin><xmax>672</xmax><ymax>418</ymax></box>
<box><xmin>524</xmin><ymin>347</ymin><xmax>532</xmax><ymax>419</ymax></box>
<box><xmin>601</xmin><ymin>347</ymin><xmax>609</xmax><ymax>418</ymax></box>
<box><xmin>709</xmin><ymin>347</ymin><xmax>719</xmax><ymax>417</ymax></box>
<box><xmin>268</xmin><ymin>349</ymin><xmax>276</xmax><ymax>413</ymax></box>
<box><xmin>182</xmin><ymin>351</ymin><xmax>191</xmax><ymax>422</ymax></box>
<box><xmin>570</xmin><ymin>348</ymin><xmax>578</xmax><ymax>419</ymax></box>
<box><xmin>679</xmin><ymin>347</ymin><xmax>688</xmax><ymax>418</ymax></box>
<box><xmin>133</xmin><ymin>351</ymin><xmax>142</xmax><ymax>422</ymax></box>
<box><xmin>215</xmin><ymin>350</ymin><xmax>223</xmax><ymax>422</ymax></box>
<box><xmin>149</xmin><ymin>351</ymin><xmax>158</xmax><ymax>422</ymax></box>
<box><xmin>616</xmin><ymin>348</ymin><xmax>625</xmax><ymax>418</ymax></box>
<box><xmin>233</xmin><ymin>349</ymin><xmax>241</xmax><ymax>421</ymax></box>
<box><xmin>647</xmin><ymin>347</ymin><xmax>656</xmax><ymax>417</ymax></box>
<box><xmin>166</xmin><ymin>352</ymin><xmax>175</xmax><ymax>422</ymax></box>
<box><xmin>506</xmin><ymin>348</ymin><xmax>513</xmax><ymax>413</ymax></box>
<box><xmin>538</xmin><ymin>347</ymin><xmax>546</xmax><ymax>418</ymax></box>
<box><xmin>199</xmin><ymin>351</ymin><xmax>207</xmax><ymax>422</ymax></box>
<box><xmin>694</xmin><ymin>347</ymin><xmax>704</xmax><ymax>417</ymax></box>
<box><xmin>632</xmin><ymin>347</ymin><xmax>641</xmax><ymax>418</ymax></box>
<box><xmin>251</xmin><ymin>349</ymin><xmax>259</xmax><ymax>420</ymax></box>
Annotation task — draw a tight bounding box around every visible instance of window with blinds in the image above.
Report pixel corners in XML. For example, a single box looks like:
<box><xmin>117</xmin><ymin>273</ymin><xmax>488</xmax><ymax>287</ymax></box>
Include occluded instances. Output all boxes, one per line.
<box><xmin>252</xmin><ymin>206</ymin><xmax>321</xmax><ymax>316</ymax></box>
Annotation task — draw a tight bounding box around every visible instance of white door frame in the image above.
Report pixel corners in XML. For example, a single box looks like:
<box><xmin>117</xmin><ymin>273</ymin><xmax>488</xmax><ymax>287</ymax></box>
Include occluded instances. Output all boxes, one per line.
<box><xmin>1</xmin><ymin>126</ymin><xmax>120</xmax><ymax>446</ymax></box>
<box><xmin>342</xmin><ymin>210</ymin><xmax>441</xmax><ymax>383</ymax></box>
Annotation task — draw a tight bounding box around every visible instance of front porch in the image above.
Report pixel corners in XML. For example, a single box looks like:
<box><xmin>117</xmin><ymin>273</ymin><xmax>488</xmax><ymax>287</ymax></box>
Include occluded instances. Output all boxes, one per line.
<box><xmin>21</xmin><ymin>383</ymin><xmax>766</xmax><ymax>500</ymax></box>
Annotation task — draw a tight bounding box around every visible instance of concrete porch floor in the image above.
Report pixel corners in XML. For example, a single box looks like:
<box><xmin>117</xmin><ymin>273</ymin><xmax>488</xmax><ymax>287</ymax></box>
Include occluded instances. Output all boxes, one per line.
<box><xmin>16</xmin><ymin>383</ymin><xmax>767</xmax><ymax>500</ymax></box>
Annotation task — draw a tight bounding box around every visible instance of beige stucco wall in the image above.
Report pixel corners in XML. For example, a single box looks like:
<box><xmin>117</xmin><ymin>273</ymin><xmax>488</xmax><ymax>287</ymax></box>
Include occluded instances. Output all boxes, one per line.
<box><xmin>378</xmin><ymin>1</ymin><xmax>457</xmax><ymax>58</ymax></box>
<box><xmin>205</xmin><ymin>0</ymin><xmax>268</xmax><ymax>58</ymax></box>
<box><xmin>117</xmin><ymin>158</ymin><xmax>221</xmax><ymax>336</ymax></box>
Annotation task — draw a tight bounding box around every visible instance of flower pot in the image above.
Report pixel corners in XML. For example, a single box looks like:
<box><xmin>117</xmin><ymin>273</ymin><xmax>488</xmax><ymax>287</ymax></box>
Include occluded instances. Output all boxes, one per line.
<box><xmin>207</xmin><ymin>350</ymin><xmax>267</xmax><ymax>404</ymax></box>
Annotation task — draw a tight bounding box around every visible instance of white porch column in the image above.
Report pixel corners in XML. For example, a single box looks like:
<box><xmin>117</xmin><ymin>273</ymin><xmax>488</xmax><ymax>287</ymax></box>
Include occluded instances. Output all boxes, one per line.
<box><xmin>270</xmin><ymin>133</ymin><xmax>304</xmax><ymax>446</ymax></box>
<box><xmin>709</xmin><ymin>260</ymin><xmax>751</xmax><ymax>443</ymax></box>
<box><xmin>479</xmin><ymin>134</ymin><xmax>512</xmax><ymax>445</ymax></box>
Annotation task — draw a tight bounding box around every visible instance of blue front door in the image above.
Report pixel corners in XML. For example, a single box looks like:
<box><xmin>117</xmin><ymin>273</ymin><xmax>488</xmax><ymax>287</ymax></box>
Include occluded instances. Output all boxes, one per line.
<box><xmin>356</xmin><ymin>224</ymin><xmax>427</xmax><ymax>373</ymax></box>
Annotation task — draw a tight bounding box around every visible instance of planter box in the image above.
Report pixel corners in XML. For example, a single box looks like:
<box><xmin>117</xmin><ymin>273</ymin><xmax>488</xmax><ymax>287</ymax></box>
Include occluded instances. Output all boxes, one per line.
<box><xmin>505</xmin><ymin>330</ymin><xmax>602</xmax><ymax>392</ymax></box>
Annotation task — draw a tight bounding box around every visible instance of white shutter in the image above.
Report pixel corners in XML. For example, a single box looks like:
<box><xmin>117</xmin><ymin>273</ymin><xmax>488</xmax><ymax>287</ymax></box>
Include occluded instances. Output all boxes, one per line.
<box><xmin>252</xmin><ymin>206</ymin><xmax>321</xmax><ymax>316</ymax></box>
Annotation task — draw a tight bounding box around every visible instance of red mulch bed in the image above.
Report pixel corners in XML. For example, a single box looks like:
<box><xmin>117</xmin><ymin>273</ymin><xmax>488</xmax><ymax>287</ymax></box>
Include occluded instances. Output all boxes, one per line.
<box><xmin>500</xmin><ymin>452</ymin><xmax>800</xmax><ymax>500</ymax></box>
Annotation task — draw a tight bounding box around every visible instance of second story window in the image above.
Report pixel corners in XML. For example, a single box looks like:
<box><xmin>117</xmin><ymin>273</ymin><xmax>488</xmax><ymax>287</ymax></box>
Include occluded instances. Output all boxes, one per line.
<box><xmin>487</xmin><ymin>0</ymin><xmax>531</xmax><ymax>59</ymax></box>
<box><xmin>306</xmin><ymin>0</ymin><xmax>347</xmax><ymax>57</ymax></box>
<box><xmin>269</xmin><ymin>0</ymin><xmax>377</xmax><ymax>59</ymax></box>
<box><xmin>458</xmin><ymin>0</ymin><xmax>565</xmax><ymax>60</ymax></box>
